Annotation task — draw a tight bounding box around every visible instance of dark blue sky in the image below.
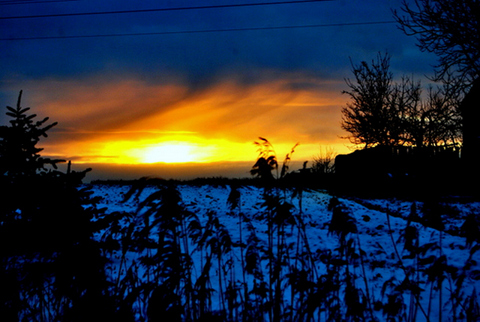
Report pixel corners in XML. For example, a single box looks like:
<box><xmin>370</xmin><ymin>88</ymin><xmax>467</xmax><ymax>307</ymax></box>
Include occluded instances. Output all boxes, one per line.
<box><xmin>1</xmin><ymin>0</ymin><xmax>435</xmax><ymax>86</ymax></box>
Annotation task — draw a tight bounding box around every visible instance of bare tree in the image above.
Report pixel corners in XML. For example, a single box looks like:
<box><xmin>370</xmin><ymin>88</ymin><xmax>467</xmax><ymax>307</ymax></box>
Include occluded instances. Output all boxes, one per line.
<box><xmin>342</xmin><ymin>53</ymin><xmax>462</xmax><ymax>149</ymax></box>
<box><xmin>394</xmin><ymin>0</ymin><xmax>480</xmax><ymax>168</ymax></box>
<box><xmin>393</xmin><ymin>0</ymin><xmax>480</xmax><ymax>86</ymax></box>
<box><xmin>421</xmin><ymin>84</ymin><xmax>463</xmax><ymax>147</ymax></box>
<box><xmin>312</xmin><ymin>146</ymin><xmax>336</xmax><ymax>174</ymax></box>
<box><xmin>341</xmin><ymin>53</ymin><xmax>422</xmax><ymax>148</ymax></box>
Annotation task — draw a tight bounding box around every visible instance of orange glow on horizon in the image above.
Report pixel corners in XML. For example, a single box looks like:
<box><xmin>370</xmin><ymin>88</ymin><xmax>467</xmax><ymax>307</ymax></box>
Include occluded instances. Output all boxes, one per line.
<box><xmin>21</xmin><ymin>74</ymin><xmax>352</xmax><ymax>167</ymax></box>
<box><xmin>43</xmin><ymin>136</ymin><xmax>351</xmax><ymax>166</ymax></box>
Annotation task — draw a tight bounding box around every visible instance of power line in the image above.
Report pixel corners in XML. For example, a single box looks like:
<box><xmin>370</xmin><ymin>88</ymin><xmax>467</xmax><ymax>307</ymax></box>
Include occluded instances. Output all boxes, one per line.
<box><xmin>0</xmin><ymin>0</ymin><xmax>333</xmax><ymax>19</ymax></box>
<box><xmin>0</xmin><ymin>0</ymin><xmax>80</xmax><ymax>5</ymax></box>
<box><xmin>0</xmin><ymin>20</ymin><xmax>397</xmax><ymax>41</ymax></box>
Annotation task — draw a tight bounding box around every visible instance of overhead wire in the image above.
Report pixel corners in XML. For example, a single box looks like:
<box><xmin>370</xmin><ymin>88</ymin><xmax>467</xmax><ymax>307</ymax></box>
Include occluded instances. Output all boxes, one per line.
<box><xmin>0</xmin><ymin>20</ymin><xmax>397</xmax><ymax>41</ymax></box>
<box><xmin>0</xmin><ymin>0</ymin><xmax>80</xmax><ymax>5</ymax></box>
<box><xmin>0</xmin><ymin>0</ymin><xmax>334</xmax><ymax>19</ymax></box>
<box><xmin>0</xmin><ymin>0</ymin><xmax>397</xmax><ymax>41</ymax></box>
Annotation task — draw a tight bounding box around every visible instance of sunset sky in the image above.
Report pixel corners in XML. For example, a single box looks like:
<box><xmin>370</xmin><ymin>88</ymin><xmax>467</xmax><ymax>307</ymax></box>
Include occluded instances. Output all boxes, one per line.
<box><xmin>0</xmin><ymin>0</ymin><xmax>438</xmax><ymax>180</ymax></box>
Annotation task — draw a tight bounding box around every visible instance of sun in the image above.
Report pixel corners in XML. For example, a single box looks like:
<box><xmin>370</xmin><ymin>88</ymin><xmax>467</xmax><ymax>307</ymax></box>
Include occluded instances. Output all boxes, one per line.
<box><xmin>142</xmin><ymin>143</ymin><xmax>195</xmax><ymax>163</ymax></box>
<box><xmin>137</xmin><ymin>142</ymin><xmax>213</xmax><ymax>163</ymax></box>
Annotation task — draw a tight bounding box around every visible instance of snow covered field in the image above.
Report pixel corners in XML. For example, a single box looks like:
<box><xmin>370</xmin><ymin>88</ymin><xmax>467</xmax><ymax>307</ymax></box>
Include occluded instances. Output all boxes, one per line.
<box><xmin>90</xmin><ymin>182</ymin><xmax>480</xmax><ymax>321</ymax></box>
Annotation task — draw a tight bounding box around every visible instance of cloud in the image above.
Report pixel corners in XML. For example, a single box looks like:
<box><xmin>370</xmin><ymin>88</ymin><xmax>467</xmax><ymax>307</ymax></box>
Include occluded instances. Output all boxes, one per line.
<box><xmin>3</xmin><ymin>77</ymin><xmax>188</xmax><ymax>130</ymax></box>
<box><xmin>8</xmin><ymin>71</ymin><xmax>350</xmax><ymax>163</ymax></box>
<box><xmin>115</xmin><ymin>73</ymin><xmax>348</xmax><ymax>143</ymax></box>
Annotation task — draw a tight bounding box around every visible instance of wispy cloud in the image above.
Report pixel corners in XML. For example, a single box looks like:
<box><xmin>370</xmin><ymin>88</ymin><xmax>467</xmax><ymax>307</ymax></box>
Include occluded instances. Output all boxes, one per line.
<box><xmin>19</xmin><ymin>71</ymin><xmax>350</xmax><ymax>163</ymax></box>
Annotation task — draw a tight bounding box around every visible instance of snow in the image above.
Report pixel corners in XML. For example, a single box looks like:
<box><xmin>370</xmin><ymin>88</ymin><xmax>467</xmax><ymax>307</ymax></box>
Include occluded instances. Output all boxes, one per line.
<box><xmin>89</xmin><ymin>182</ymin><xmax>480</xmax><ymax>321</ymax></box>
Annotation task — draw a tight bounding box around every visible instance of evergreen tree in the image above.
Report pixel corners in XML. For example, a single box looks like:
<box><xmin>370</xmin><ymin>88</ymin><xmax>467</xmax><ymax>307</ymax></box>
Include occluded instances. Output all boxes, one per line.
<box><xmin>0</xmin><ymin>91</ymin><xmax>116</xmax><ymax>321</ymax></box>
<box><xmin>0</xmin><ymin>90</ymin><xmax>63</xmax><ymax>181</ymax></box>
